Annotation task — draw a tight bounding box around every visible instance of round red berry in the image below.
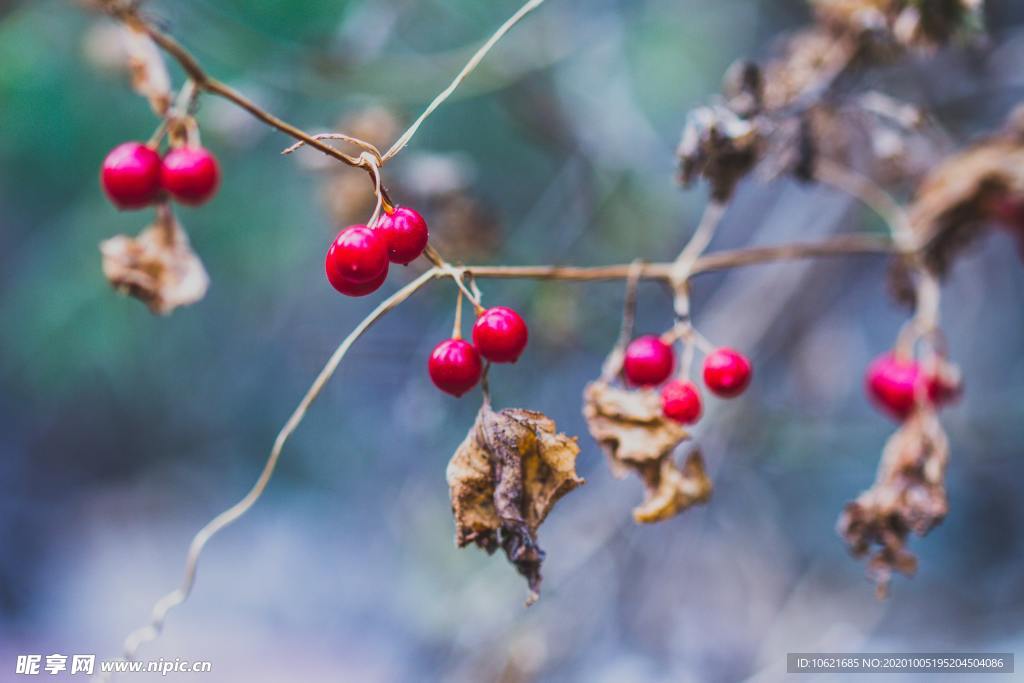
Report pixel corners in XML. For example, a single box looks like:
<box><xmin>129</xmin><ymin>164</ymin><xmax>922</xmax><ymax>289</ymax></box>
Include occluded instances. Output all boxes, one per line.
<box><xmin>472</xmin><ymin>306</ymin><xmax>529</xmax><ymax>363</ymax></box>
<box><xmin>623</xmin><ymin>336</ymin><xmax>675</xmax><ymax>387</ymax></box>
<box><xmin>428</xmin><ymin>338</ymin><xmax>482</xmax><ymax>397</ymax></box>
<box><xmin>703</xmin><ymin>347</ymin><xmax>752</xmax><ymax>398</ymax></box>
<box><xmin>325</xmin><ymin>256</ymin><xmax>388</xmax><ymax>297</ymax></box>
<box><xmin>325</xmin><ymin>226</ymin><xmax>389</xmax><ymax>285</ymax></box>
<box><xmin>661</xmin><ymin>380</ymin><xmax>702</xmax><ymax>424</ymax></box>
<box><xmin>100</xmin><ymin>142</ymin><xmax>162</xmax><ymax>209</ymax></box>
<box><xmin>377</xmin><ymin>206</ymin><xmax>429</xmax><ymax>265</ymax></box>
<box><xmin>161</xmin><ymin>146</ymin><xmax>220</xmax><ymax>205</ymax></box>
<box><xmin>865</xmin><ymin>354</ymin><xmax>920</xmax><ymax>420</ymax></box>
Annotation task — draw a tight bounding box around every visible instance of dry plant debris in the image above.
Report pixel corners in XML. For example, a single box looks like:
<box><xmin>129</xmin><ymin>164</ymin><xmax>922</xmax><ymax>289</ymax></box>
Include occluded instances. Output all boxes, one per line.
<box><xmin>583</xmin><ymin>381</ymin><xmax>712</xmax><ymax>524</ymax></box>
<box><xmin>447</xmin><ymin>402</ymin><xmax>584</xmax><ymax>605</ymax></box>
<box><xmin>837</xmin><ymin>410</ymin><xmax>950</xmax><ymax>597</ymax></box>
<box><xmin>100</xmin><ymin>208</ymin><xmax>209</xmax><ymax>315</ymax></box>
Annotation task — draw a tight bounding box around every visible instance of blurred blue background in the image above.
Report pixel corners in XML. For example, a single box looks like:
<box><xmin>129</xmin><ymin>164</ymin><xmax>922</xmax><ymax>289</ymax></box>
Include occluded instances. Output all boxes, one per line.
<box><xmin>1</xmin><ymin>0</ymin><xmax>1023</xmax><ymax>680</ymax></box>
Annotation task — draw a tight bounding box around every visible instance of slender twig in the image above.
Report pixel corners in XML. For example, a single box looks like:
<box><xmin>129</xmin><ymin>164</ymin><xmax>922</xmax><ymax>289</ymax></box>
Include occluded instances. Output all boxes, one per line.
<box><xmin>108</xmin><ymin>268</ymin><xmax>440</xmax><ymax>676</ymax></box>
<box><xmin>460</xmin><ymin>234</ymin><xmax>898</xmax><ymax>282</ymax></box>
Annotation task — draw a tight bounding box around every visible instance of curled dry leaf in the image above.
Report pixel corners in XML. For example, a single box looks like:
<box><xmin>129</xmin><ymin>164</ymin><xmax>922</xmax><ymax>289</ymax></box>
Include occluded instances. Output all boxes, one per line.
<box><xmin>121</xmin><ymin>22</ymin><xmax>171</xmax><ymax>116</ymax></box>
<box><xmin>582</xmin><ymin>382</ymin><xmax>712</xmax><ymax>524</ymax></box>
<box><xmin>911</xmin><ymin>109</ymin><xmax>1024</xmax><ymax>267</ymax></box>
<box><xmin>837</xmin><ymin>410</ymin><xmax>949</xmax><ymax>598</ymax></box>
<box><xmin>100</xmin><ymin>207</ymin><xmax>209</xmax><ymax>315</ymax></box>
<box><xmin>677</xmin><ymin>105</ymin><xmax>763</xmax><ymax>201</ymax></box>
<box><xmin>812</xmin><ymin>0</ymin><xmax>984</xmax><ymax>51</ymax></box>
<box><xmin>447</xmin><ymin>403</ymin><xmax>583</xmax><ymax>605</ymax></box>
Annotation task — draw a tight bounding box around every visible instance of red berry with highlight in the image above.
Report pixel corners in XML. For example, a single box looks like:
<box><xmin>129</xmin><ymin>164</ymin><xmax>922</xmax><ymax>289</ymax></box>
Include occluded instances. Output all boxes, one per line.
<box><xmin>161</xmin><ymin>146</ymin><xmax>220</xmax><ymax>205</ymax></box>
<box><xmin>623</xmin><ymin>336</ymin><xmax>675</xmax><ymax>387</ymax></box>
<box><xmin>866</xmin><ymin>354</ymin><xmax>920</xmax><ymax>420</ymax></box>
<box><xmin>377</xmin><ymin>206</ymin><xmax>429</xmax><ymax>265</ymax></box>
<box><xmin>428</xmin><ymin>338</ymin><xmax>482</xmax><ymax>397</ymax></box>
<box><xmin>100</xmin><ymin>142</ymin><xmax>162</xmax><ymax>209</ymax></box>
<box><xmin>472</xmin><ymin>306</ymin><xmax>529</xmax><ymax>363</ymax></box>
<box><xmin>325</xmin><ymin>257</ymin><xmax>388</xmax><ymax>297</ymax></box>
<box><xmin>325</xmin><ymin>225</ymin><xmax>389</xmax><ymax>286</ymax></box>
<box><xmin>703</xmin><ymin>348</ymin><xmax>752</xmax><ymax>398</ymax></box>
<box><xmin>661</xmin><ymin>380</ymin><xmax>702</xmax><ymax>424</ymax></box>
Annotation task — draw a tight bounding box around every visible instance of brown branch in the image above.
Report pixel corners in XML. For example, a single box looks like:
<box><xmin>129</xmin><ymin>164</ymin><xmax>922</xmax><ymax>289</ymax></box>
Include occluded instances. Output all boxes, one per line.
<box><xmin>112</xmin><ymin>7</ymin><xmax>373</xmax><ymax>172</ymax></box>
<box><xmin>461</xmin><ymin>233</ymin><xmax>898</xmax><ymax>282</ymax></box>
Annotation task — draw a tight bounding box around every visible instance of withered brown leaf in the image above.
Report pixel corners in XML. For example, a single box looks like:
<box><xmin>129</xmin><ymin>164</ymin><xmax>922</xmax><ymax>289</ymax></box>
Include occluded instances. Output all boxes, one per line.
<box><xmin>907</xmin><ymin>108</ymin><xmax>1024</xmax><ymax>276</ymax></box>
<box><xmin>447</xmin><ymin>403</ymin><xmax>583</xmax><ymax>605</ymax></box>
<box><xmin>100</xmin><ymin>208</ymin><xmax>209</xmax><ymax>315</ymax></box>
<box><xmin>812</xmin><ymin>0</ymin><xmax>983</xmax><ymax>51</ymax></box>
<box><xmin>837</xmin><ymin>410</ymin><xmax>950</xmax><ymax>598</ymax></box>
<box><xmin>583</xmin><ymin>381</ymin><xmax>711</xmax><ymax>524</ymax></box>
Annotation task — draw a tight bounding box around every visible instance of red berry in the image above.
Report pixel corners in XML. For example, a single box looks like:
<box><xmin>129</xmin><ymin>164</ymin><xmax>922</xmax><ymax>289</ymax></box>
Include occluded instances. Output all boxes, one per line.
<box><xmin>926</xmin><ymin>370</ymin><xmax>962</xmax><ymax>406</ymax></box>
<box><xmin>325</xmin><ymin>257</ymin><xmax>388</xmax><ymax>297</ymax></box>
<box><xmin>661</xmin><ymin>380</ymin><xmax>702</xmax><ymax>424</ymax></box>
<box><xmin>377</xmin><ymin>207</ymin><xmax>429</xmax><ymax>265</ymax></box>
<box><xmin>472</xmin><ymin>306</ymin><xmax>529</xmax><ymax>363</ymax></box>
<box><xmin>865</xmin><ymin>354</ymin><xmax>920</xmax><ymax>420</ymax></box>
<box><xmin>623</xmin><ymin>336</ymin><xmax>675</xmax><ymax>387</ymax></box>
<box><xmin>703</xmin><ymin>348</ymin><xmax>752</xmax><ymax>398</ymax></box>
<box><xmin>428</xmin><ymin>338</ymin><xmax>482</xmax><ymax>397</ymax></box>
<box><xmin>161</xmin><ymin>146</ymin><xmax>220</xmax><ymax>205</ymax></box>
<box><xmin>100</xmin><ymin>142</ymin><xmax>162</xmax><ymax>209</ymax></box>
<box><xmin>325</xmin><ymin>226</ymin><xmax>389</xmax><ymax>285</ymax></box>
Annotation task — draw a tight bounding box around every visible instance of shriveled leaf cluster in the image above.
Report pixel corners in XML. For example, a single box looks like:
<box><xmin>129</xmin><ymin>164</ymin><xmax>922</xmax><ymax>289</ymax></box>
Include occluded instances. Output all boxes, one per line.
<box><xmin>676</xmin><ymin>0</ymin><xmax>972</xmax><ymax>200</ymax></box>
<box><xmin>583</xmin><ymin>382</ymin><xmax>711</xmax><ymax>524</ymax></box>
<box><xmin>100</xmin><ymin>208</ymin><xmax>209</xmax><ymax>315</ymax></box>
<box><xmin>837</xmin><ymin>411</ymin><xmax>949</xmax><ymax>597</ymax></box>
<box><xmin>447</xmin><ymin>404</ymin><xmax>583</xmax><ymax>605</ymax></box>
<box><xmin>812</xmin><ymin>0</ymin><xmax>984</xmax><ymax>51</ymax></box>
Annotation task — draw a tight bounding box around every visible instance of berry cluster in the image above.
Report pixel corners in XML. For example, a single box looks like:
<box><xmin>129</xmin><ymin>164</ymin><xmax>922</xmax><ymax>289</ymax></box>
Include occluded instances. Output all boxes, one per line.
<box><xmin>324</xmin><ymin>207</ymin><xmax>429</xmax><ymax>297</ymax></box>
<box><xmin>101</xmin><ymin>141</ymin><xmax>220</xmax><ymax>210</ymax></box>
<box><xmin>621</xmin><ymin>335</ymin><xmax>752</xmax><ymax>425</ymax></box>
<box><xmin>429</xmin><ymin>306</ymin><xmax>529</xmax><ymax>396</ymax></box>
<box><xmin>865</xmin><ymin>352</ymin><xmax>961</xmax><ymax>421</ymax></box>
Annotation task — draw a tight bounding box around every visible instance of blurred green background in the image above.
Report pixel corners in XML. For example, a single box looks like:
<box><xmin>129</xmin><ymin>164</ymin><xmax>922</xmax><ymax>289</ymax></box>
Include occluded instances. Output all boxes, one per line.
<box><xmin>1</xmin><ymin>0</ymin><xmax>1023</xmax><ymax>680</ymax></box>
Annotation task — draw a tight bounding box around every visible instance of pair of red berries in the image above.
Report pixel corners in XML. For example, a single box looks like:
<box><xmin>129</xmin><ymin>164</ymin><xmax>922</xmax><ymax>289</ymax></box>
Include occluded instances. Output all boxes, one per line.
<box><xmin>865</xmin><ymin>353</ymin><xmax>961</xmax><ymax>421</ymax></box>
<box><xmin>101</xmin><ymin>141</ymin><xmax>220</xmax><ymax>209</ymax></box>
<box><xmin>428</xmin><ymin>307</ymin><xmax>529</xmax><ymax>396</ymax></box>
<box><xmin>622</xmin><ymin>336</ymin><xmax>753</xmax><ymax>425</ymax></box>
<box><xmin>325</xmin><ymin>207</ymin><xmax>429</xmax><ymax>297</ymax></box>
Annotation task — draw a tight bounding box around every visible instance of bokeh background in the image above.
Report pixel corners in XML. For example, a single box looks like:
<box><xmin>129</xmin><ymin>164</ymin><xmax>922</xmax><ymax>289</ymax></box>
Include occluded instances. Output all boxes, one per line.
<box><xmin>2</xmin><ymin>0</ymin><xmax>1024</xmax><ymax>681</ymax></box>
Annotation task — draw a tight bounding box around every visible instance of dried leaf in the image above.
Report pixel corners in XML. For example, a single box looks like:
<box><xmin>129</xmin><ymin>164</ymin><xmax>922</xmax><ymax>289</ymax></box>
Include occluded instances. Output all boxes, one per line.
<box><xmin>583</xmin><ymin>381</ymin><xmax>711</xmax><ymax>524</ymax></box>
<box><xmin>100</xmin><ymin>208</ymin><xmax>209</xmax><ymax>315</ymax></box>
<box><xmin>902</xmin><ymin>107</ymin><xmax>1024</xmax><ymax>282</ymax></box>
<box><xmin>447</xmin><ymin>403</ymin><xmax>583</xmax><ymax>605</ymax></box>
<box><xmin>812</xmin><ymin>0</ymin><xmax>983</xmax><ymax>51</ymax></box>
<box><xmin>676</xmin><ymin>105</ymin><xmax>763</xmax><ymax>201</ymax></box>
<box><xmin>121</xmin><ymin>23</ymin><xmax>171</xmax><ymax>115</ymax></box>
<box><xmin>837</xmin><ymin>410</ymin><xmax>949</xmax><ymax>598</ymax></box>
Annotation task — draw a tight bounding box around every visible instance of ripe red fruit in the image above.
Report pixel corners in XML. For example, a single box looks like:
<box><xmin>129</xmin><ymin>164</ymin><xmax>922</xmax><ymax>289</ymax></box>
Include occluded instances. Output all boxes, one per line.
<box><xmin>428</xmin><ymin>338</ymin><xmax>482</xmax><ymax>397</ymax></box>
<box><xmin>661</xmin><ymin>380</ymin><xmax>702</xmax><ymax>424</ymax></box>
<box><xmin>376</xmin><ymin>207</ymin><xmax>429</xmax><ymax>265</ymax></box>
<box><xmin>703</xmin><ymin>348</ymin><xmax>752</xmax><ymax>398</ymax></box>
<box><xmin>866</xmin><ymin>353</ymin><xmax>962</xmax><ymax>420</ymax></box>
<box><xmin>161</xmin><ymin>146</ymin><xmax>220</xmax><ymax>205</ymax></box>
<box><xmin>623</xmin><ymin>336</ymin><xmax>675</xmax><ymax>387</ymax></box>
<box><xmin>325</xmin><ymin>257</ymin><xmax>388</xmax><ymax>297</ymax></box>
<box><xmin>100</xmin><ymin>142</ymin><xmax>162</xmax><ymax>209</ymax></box>
<box><xmin>866</xmin><ymin>354</ymin><xmax>919</xmax><ymax>420</ymax></box>
<box><xmin>472</xmin><ymin>306</ymin><xmax>529</xmax><ymax>363</ymax></box>
<box><xmin>325</xmin><ymin>226</ymin><xmax>389</xmax><ymax>286</ymax></box>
